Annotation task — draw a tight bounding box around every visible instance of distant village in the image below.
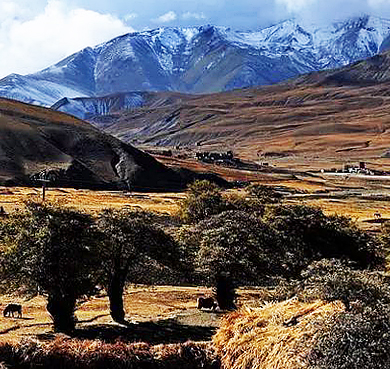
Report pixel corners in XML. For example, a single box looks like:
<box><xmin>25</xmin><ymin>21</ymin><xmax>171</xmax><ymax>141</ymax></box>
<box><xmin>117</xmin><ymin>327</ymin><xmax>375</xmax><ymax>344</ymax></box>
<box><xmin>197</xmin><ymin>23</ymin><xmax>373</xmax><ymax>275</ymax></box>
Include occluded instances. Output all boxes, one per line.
<box><xmin>145</xmin><ymin>148</ymin><xmax>390</xmax><ymax>177</ymax></box>
<box><xmin>323</xmin><ymin>162</ymin><xmax>390</xmax><ymax>176</ymax></box>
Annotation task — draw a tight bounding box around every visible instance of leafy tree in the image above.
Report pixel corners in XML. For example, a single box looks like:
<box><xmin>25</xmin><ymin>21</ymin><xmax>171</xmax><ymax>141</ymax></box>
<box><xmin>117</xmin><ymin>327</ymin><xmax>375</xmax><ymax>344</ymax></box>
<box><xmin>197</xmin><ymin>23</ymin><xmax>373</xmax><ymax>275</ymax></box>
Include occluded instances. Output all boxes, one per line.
<box><xmin>97</xmin><ymin>209</ymin><xmax>180</xmax><ymax>323</ymax></box>
<box><xmin>178</xmin><ymin>180</ymin><xmax>226</xmax><ymax>223</ymax></box>
<box><xmin>0</xmin><ymin>201</ymin><xmax>101</xmax><ymax>333</ymax></box>
<box><xmin>194</xmin><ymin>211</ymin><xmax>283</xmax><ymax>309</ymax></box>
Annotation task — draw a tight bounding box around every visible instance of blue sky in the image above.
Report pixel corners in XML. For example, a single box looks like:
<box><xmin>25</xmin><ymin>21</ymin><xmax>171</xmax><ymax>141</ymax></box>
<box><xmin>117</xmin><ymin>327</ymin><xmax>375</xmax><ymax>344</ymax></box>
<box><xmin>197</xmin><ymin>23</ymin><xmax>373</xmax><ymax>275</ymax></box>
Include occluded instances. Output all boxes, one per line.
<box><xmin>1</xmin><ymin>0</ymin><xmax>390</xmax><ymax>78</ymax></box>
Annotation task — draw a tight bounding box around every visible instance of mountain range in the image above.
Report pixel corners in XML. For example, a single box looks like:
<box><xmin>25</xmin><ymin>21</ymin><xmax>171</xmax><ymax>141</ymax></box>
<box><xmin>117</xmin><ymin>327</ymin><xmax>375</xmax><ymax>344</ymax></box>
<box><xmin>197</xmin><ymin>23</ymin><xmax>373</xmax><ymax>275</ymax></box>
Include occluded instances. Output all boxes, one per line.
<box><xmin>1</xmin><ymin>15</ymin><xmax>390</xmax><ymax>107</ymax></box>
<box><xmin>65</xmin><ymin>49</ymin><xmax>390</xmax><ymax>172</ymax></box>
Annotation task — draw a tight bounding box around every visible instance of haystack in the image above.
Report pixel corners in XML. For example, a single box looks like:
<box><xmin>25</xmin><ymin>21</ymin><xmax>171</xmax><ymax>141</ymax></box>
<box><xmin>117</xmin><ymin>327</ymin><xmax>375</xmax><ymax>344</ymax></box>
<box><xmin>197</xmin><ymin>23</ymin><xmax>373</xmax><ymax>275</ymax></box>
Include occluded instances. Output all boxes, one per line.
<box><xmin>213</xmin><ymin>298</ymin><xmax>345</xmax><ymax>369</ymax></box>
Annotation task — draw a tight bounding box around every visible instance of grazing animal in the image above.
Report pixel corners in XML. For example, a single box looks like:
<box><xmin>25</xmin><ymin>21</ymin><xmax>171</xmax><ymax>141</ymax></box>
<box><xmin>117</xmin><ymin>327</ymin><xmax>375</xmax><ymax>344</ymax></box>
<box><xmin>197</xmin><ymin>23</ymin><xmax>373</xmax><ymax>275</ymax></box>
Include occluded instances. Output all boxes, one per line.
<box><xmin>374</xmin><ymin>212</ymin><xmax>382</xmax><ymax>219</ymax></box>
<box><xmin>197</xmin><ymin>296</ymin><xmax>218</xmax><ymax>310</ymax></box>
<box><xmin>3</xmin><ymin>303</ymin><xmax>22</xmax><ymax>318</ymax></box>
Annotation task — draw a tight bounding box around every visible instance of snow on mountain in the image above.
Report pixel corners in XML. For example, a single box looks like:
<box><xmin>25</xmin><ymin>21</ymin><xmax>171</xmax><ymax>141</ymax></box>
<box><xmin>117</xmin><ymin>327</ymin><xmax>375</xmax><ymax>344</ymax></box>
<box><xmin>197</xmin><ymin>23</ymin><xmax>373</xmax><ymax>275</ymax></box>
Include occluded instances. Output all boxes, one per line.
<box><xmin>0</xmin><ymin>74</ymin><xmax>89</xmax><ymax>106</ymax></box>
<box><xmin>1</xmin><ymin>15</ymin><xmax>390</xmax><ymax>107</ymax></box>
<box><xmin>52</xmin><ymin>92</ymin><xmax>146</xmax><ymax>120</ymax></box>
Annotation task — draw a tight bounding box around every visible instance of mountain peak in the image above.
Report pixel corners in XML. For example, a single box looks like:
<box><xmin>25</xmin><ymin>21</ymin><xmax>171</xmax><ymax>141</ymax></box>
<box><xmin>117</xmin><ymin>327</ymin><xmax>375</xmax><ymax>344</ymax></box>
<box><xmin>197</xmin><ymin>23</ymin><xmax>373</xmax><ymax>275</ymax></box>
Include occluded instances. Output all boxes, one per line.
<box><xmin>2</xmin><ymin>15</ymin><xmax>390</xmax><ymax>106</ymax></box>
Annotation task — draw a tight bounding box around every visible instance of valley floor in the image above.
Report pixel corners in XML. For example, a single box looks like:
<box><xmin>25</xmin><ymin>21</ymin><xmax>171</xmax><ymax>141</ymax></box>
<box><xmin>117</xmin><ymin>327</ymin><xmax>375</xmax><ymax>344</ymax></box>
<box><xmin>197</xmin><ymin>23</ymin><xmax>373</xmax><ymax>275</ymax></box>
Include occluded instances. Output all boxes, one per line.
<box><xmin>1</xmin><ymin>165</ymin><xmax>389</xmax><ymax>232</ymax></box>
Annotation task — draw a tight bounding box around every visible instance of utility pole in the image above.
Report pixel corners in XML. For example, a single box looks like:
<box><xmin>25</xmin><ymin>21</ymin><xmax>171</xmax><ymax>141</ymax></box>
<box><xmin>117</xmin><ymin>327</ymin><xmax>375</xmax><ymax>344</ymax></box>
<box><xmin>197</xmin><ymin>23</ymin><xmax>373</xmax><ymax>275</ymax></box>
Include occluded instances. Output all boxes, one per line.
<box><xmin>37</xmin><ymin>171</ymin><xmax>50</xmax><ymax>201</ymax></box>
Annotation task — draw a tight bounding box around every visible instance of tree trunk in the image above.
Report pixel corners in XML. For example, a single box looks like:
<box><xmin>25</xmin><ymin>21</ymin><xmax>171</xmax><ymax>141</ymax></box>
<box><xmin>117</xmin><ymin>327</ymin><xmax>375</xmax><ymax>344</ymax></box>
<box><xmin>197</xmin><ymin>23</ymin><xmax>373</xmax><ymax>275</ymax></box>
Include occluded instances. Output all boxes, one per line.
<box><xmin>214</xmin><ymin>274</ymin><xmax>236</xmax><ymax>311</ymax></box>
<box><xmin>47</xmin><ymin>293</ymin><xmax>77</xmax><ymax>333</ymax></box>
<box><xmin>108</xmin><ymin>272</ymin><xmax>126</xmax><ymax>323</ymax></box>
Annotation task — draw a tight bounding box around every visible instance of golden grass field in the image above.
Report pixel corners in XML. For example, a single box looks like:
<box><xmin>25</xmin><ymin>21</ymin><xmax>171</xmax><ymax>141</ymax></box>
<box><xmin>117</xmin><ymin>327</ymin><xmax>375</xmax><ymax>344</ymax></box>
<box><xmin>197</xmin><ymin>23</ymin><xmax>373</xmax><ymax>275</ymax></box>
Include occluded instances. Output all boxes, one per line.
<box><xmin>0</xmin><ymin>170</ymin><xmax>388</xmax><ymax>230</ymax></box>
<box><xmin>0</xmin><ymin>187</ymin><xmax>185</xmax><ymax>215</ymax></box>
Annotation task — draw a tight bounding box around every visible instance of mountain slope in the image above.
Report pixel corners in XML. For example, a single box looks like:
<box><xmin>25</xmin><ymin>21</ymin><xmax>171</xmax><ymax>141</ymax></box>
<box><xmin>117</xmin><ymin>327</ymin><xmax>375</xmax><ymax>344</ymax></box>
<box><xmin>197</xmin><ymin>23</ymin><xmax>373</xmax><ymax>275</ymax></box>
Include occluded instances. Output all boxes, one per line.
<box><xmin>0</xmin><ymin>98</ymin><xmax>194</xmax><ymax>190</ymax></box>
<box><xmin>81</xmin><ymin>50</ymin><xmax>390</xmax><ymax>168</ymax></box>
<box><xmin>293</xmin><ymin>50</ymin><xmax>390</xmax><ymax>86</ymax></box>
<box><xmin>2</xmin><ymin>15</ymin><xmax>390</xmax><ymax>106</ymax></box>
<box><xmin>51</xmin><ymin>91</ymin><xmax>191</xmax><ymax>120</ymax></box>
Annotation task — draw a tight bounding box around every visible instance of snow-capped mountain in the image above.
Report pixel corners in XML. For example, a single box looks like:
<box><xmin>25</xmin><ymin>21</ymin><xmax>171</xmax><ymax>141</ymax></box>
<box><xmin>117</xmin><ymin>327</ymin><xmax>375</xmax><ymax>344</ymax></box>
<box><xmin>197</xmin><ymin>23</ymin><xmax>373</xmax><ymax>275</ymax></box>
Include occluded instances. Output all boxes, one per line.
<box><xmin>1</xmin><ymin>15</ymin><xmax>390</xmax><ymax>107</ymax></box>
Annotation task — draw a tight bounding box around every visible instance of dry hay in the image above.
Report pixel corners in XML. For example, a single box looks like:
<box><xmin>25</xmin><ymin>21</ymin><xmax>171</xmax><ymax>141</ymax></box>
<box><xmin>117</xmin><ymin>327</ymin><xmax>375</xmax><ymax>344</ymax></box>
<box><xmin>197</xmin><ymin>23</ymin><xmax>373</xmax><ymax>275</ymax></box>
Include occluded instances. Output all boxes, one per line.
<box><xmin>213</xmin><ymin>298</ymin><xmax>345</xmax><ymax>369</ymax></box>
<box><xmin>0</xmin><ymin>337</ymin><xmax>217</xmax><ymax>369</ymax></box>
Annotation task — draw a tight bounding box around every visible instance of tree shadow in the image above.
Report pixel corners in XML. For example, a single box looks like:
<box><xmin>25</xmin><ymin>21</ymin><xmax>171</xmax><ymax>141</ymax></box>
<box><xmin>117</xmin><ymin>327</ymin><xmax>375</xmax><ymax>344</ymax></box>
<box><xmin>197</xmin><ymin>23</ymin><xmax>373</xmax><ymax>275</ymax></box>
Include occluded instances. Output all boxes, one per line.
<box><xmin>72</xmin><ymin>318</ymin><xmax>217</xmax><ymax>345</ymax></box>
<box><xmin>3</xmin><ymin>317</ymin><xmax>34</xmax><ymax>321</ymax></box>
<box><xmin>364</xmin><ymin>218</ymin><xmax>390</xmax><ymax>224</ymax></box>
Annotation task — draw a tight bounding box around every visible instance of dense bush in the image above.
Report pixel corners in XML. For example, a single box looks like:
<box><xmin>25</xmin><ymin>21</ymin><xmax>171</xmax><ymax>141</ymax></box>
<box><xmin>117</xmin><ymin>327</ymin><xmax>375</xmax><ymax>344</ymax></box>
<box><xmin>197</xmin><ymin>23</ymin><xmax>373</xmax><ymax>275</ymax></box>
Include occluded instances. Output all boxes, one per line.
<box><xmin>178</xmin><ymin>180</ymin><xmax>227</xmax><ymax>223</ymax></box>
<box><xmin>179</xmin><ymin>183</ymin><xmax>384</xmax><ymax>284</ymax></box>
<box><xmin>294</xmin><ymin>259</ymin><xmax>390</xmax><ymax>368</ymax></box>
<box><xmin>264</xmin><ymin>205</ymin><xmax>384</xmax><ymax>275</ymax></box>
<box><xmin>297</xmin><ymin>259</ymin><xmax>390</xmax><ymax>310</ymax></box>
<box><xmin>308</xmin><ymin>306</ymin><xmax>390</xmax><ymax>369</ymax></box>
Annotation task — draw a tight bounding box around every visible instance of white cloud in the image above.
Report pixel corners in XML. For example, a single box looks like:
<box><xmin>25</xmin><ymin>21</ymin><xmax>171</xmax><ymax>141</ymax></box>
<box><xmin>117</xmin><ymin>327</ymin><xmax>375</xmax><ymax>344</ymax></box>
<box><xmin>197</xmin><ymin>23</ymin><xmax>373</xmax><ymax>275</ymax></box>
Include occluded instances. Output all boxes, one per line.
<box><xmin>275</xmin><ymin>0</ymin><xmax>316</xmax><ymax>13</ymax></box>
<box><xmin>368</xmin><ymin>0</ymin><xmax>390</xmax><ymax>7</ymax></box>
<box><xmin>124</xmin><ymin>13</ymin><xmax>138</xmax><ymax>22</ymax></box>
<box><xmin>154</xmin><ymin>11</ymin><xmax>177</xmax><ymax>23</ymax></box>
<box><xmin>182</xmin><ymin>12</ymin><xmax>206</xmax><ymax>20</ymax></box>
<box><xmin>0</xmin><ymin>0</ymin><xmax>132</xmax><ymax>78</ymax></box>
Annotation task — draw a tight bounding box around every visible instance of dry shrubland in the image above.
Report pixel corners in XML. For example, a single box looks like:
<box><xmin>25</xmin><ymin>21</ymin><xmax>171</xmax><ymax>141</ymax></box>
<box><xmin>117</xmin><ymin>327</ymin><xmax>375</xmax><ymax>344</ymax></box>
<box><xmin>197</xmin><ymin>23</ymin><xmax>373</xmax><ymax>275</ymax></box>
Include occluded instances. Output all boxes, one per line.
<box><xmin>214</xmin><ymin>299</ymin><xmax>344</xmax><ymax>369</ymax></box>
<box><xmin>0</xmin><ymin>182</ymin><xmax>389</xmax><ymax>367</ymax></box>
<box><xmin>0</xmin><ymin>337</ymin><xmax>218</xmax><ymax>369</ymax></box>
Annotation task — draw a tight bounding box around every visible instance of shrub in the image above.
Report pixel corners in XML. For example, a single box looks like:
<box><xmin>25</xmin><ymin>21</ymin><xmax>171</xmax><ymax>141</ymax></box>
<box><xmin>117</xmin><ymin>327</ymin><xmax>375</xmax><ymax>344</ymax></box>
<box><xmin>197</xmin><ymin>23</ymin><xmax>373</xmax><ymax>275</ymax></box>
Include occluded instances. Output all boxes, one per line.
<box><xmin>264</xmin><ymin>205</ymin><xmax>384</xmax><ymax>275</ymax></box>
<box><xmin>246</xmin><ymin>184</ymin><xmax>283</xmax><ymax>204</ymax></box>
<box><xmin>308</xmin><ymin>306</ymin><xmax>390</xmax><ymax>369</ymax></box>
<box><xmin>178</xmin><ymin>180</ymin><xmax>227</xmax><ymax>223</ymax></box>
<box><xmin>297</xmin><ymin>259</ymin><xmax>390</xmax><ymax>310</ymax></box>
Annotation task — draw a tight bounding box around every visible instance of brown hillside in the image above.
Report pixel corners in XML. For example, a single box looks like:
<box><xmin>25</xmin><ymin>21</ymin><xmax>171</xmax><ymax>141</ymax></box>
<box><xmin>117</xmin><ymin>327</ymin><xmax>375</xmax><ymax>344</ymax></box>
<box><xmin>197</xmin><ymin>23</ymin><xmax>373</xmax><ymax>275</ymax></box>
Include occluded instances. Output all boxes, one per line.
<box><xmin>91</xmin><ymin>52</ymin><xmax>390</xmax><ymax>170</ymax></box>
<box><xmin>0</xmin><ymin>98</ymin><xmax>192</xmax><ymax>190</ymax></box>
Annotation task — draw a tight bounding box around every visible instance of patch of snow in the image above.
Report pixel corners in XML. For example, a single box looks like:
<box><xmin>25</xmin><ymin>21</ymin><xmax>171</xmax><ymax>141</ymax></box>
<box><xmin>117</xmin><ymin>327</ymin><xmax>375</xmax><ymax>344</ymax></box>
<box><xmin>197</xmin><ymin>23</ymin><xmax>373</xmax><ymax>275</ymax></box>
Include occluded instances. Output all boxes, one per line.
<box><xmin>157</xmin><ymin>51</ymin><xmax>174</xmax><ymax>73</ymax></box>
<box><xmin>118</xmin><ymin>41</ymin><xmax>136</xmax><ymax>60</ymax></box>
<box><xmin>156</xmin><ymin>28</ymin><xmax>183</xmax><ymax>50</ymax></box>
<box><xmin>181</xmin><ymin>27</ymin><xmax>199</xmax><ymax>43</ymax></box>
<box><xmin>206</xmin><ymin>61</ymin><xmax>214</xmax><ymax>70</ymax></box>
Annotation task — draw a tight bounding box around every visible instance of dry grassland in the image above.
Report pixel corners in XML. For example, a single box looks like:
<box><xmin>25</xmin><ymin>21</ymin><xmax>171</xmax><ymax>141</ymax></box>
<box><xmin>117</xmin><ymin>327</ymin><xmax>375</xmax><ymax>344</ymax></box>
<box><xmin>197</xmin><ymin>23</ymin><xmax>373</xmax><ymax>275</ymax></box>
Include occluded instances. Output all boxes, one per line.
<box><xmin>0</xmin><ymin>187</ymin><xmax>184</xmax><ymax>215</ymax></box>
<box><xmin>0</xmin><ymin>177</ymin><xmax>388</xmax><ymax>231</ymax></box>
